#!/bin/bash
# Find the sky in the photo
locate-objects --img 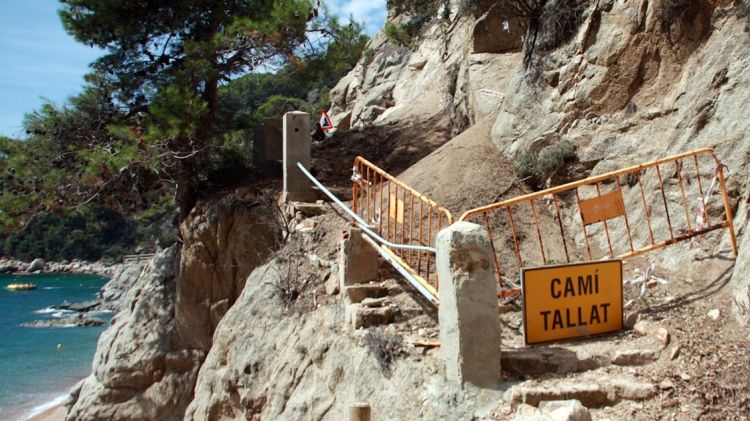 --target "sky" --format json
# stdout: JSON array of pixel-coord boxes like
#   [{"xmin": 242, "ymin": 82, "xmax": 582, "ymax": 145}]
[{"xmin": 0, "ymin": 0, "xmax": 386, "ymax": 139}]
